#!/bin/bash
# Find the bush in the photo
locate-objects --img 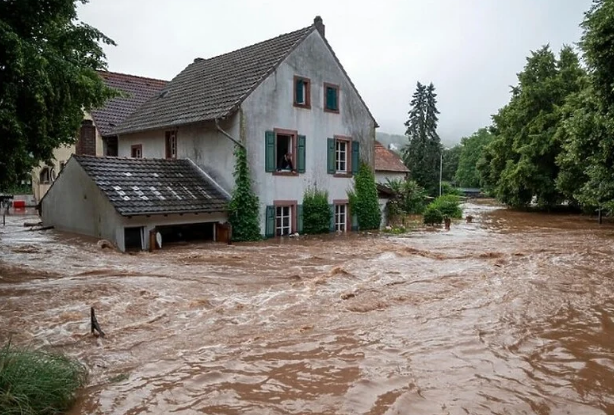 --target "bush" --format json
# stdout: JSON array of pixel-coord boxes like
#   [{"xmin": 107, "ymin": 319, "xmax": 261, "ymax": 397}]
[
  {"xmin": 385, "ymin": 178, "xmax": 427, "ymax": 215},
  {"xmin": 429, "ymin": 194, "xmax": 463, "ymax": 219},
  {"xmin": 348, "ymin": 162, "xmax": 381, "ymax": 230},
  {"xmin": 423, "ymin": 206, "xmax": 444, "ymax": 225},
  {"xmin": 302, "ymin": 188, "xmax": 331, "ymax": 234},
  {"xmin": 441, "ymin": 182, "xmax": 462, "ymax": 197},
  {"xmin": 0, "ymin": 342, "xmax": 87, "ymax": 414},
  {"xmin": 228, "ymin": 146, "xmax": 261, "ymax": 241}
]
